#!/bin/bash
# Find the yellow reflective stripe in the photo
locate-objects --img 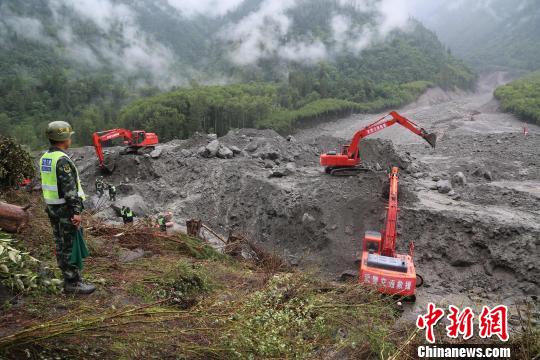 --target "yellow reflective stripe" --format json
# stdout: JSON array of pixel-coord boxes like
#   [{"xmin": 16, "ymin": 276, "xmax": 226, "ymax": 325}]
[
  {"xmin": 44, "ymin": 198, "xmax": 67, "ymax": 205},
  {"xmin": 42, "ymin": 184, "xmax": 58, "ymax": 191}
]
